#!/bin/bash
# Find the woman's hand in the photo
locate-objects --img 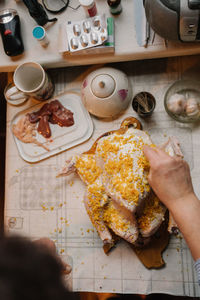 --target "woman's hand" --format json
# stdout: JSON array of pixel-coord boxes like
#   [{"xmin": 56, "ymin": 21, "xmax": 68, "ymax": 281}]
[
  {"xmin": 143, "ymin": 145, "xmax": 194, "ymax": 210},
  {"xmin": 143, "ymin": 145, "xmax": 200, "ymax": 260}
]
